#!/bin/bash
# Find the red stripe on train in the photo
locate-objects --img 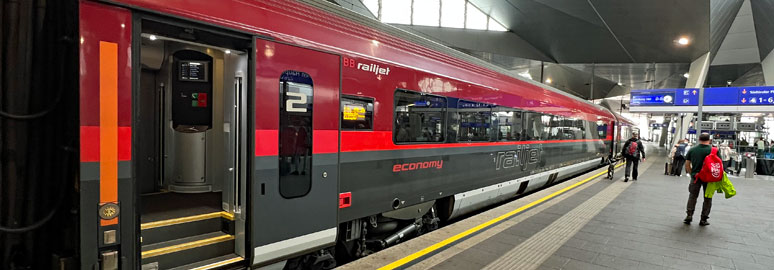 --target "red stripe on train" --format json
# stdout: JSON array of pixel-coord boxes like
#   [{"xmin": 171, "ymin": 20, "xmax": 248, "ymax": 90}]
[
  {"xmin": 340, "ymin": 131, "xmax": 605, "ymax": 152},
  {"xmin": 80, "ymin": 126, "xmax": 132, "ymax": 162}
]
